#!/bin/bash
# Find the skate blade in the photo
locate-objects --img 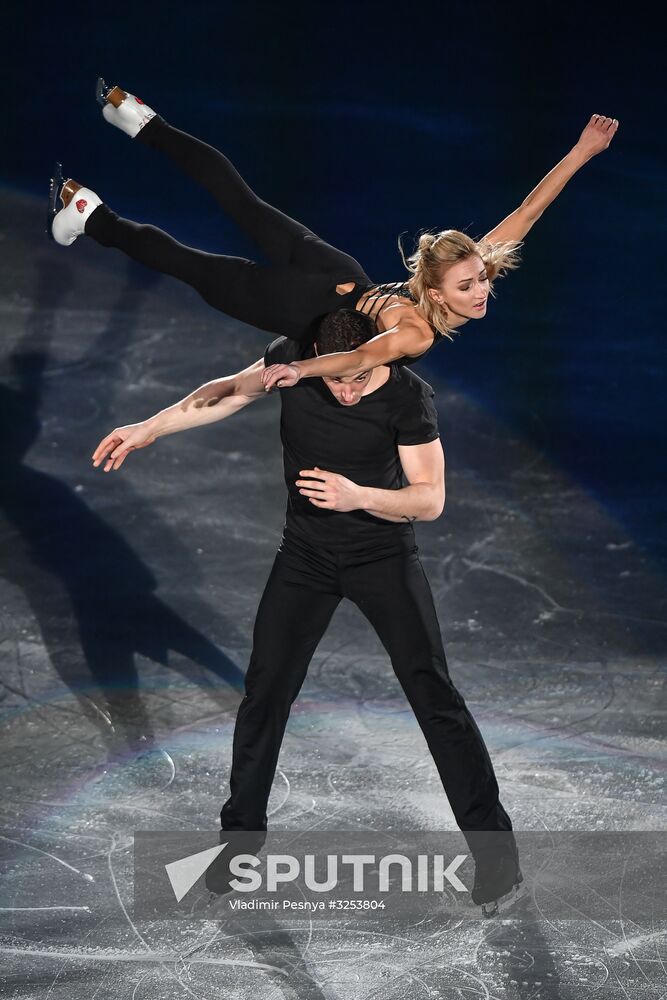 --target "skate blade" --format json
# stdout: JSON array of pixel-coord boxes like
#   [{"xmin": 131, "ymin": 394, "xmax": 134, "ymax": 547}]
[
  {"xmin": 96, "ymin": 76, "xmax": 110, "ymax": 107},
  {"xmin": 47, "ymin": 161, "xmax": 63, "ymax": 239},
  {"xmin": 481, "ymin": 876, "xmax": 527, "ymax": 918}
]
